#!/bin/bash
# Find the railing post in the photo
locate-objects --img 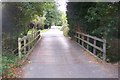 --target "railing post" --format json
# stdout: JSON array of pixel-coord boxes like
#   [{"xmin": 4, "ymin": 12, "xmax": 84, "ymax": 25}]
[
  {"xmin": 39, "ymin": 31, "xmax": 41, "ymax": 38},
  {"xmin": 87, "ymin": 37, "xmax": 89, "ymax": 50},
  {"xmin": 39, "ymin": 31, "xmax": 41, "ymax": 39},
  {"xmin": 30, "ymin": 35, "xmax": 32, "ymax": 48},
  {"xmin": 77, "ymin": 33, "xmax": 78, "ymax": 43},
  {"xmin": 103, "ymin": 39, "xmax": 106, "ymax": 61},
  {"xmin": 18, "ymin": 38, "xmax": 22, "ymax": 59},
  {"xmin": 28, "ymin": 35, "xmax": 31, "ymax": 51},
  {"xmin": 78, "ymin": 33, "xmax": 80, "ymax": 44},
  {"xmin": 34, "ymin": 31, "xmax": 37, "ymax": 44},
  {"xmin": 32, "ymin": 31, "xmax": 34, "ymax": 47},
  {"xmin": 24, "ymin": 36, "xmax": 26, "ymax": 54},
  {"xmin": 34, "ymin": 31, "xmax": 36, "ymax": 45},
  {"xmin": 81, "ymin": 35, "xmax": 84, "ymax": 47},
  {"xmin": 36, "ymin": 31, "xmax": 38, "ymax": 41},
  {"xmin": 75, "ymin": 32, "xmax": 77, "ymax": 42},
  {"xmin": 93, "ymin": 39, "xmax": 96, "ymax": 55}
]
